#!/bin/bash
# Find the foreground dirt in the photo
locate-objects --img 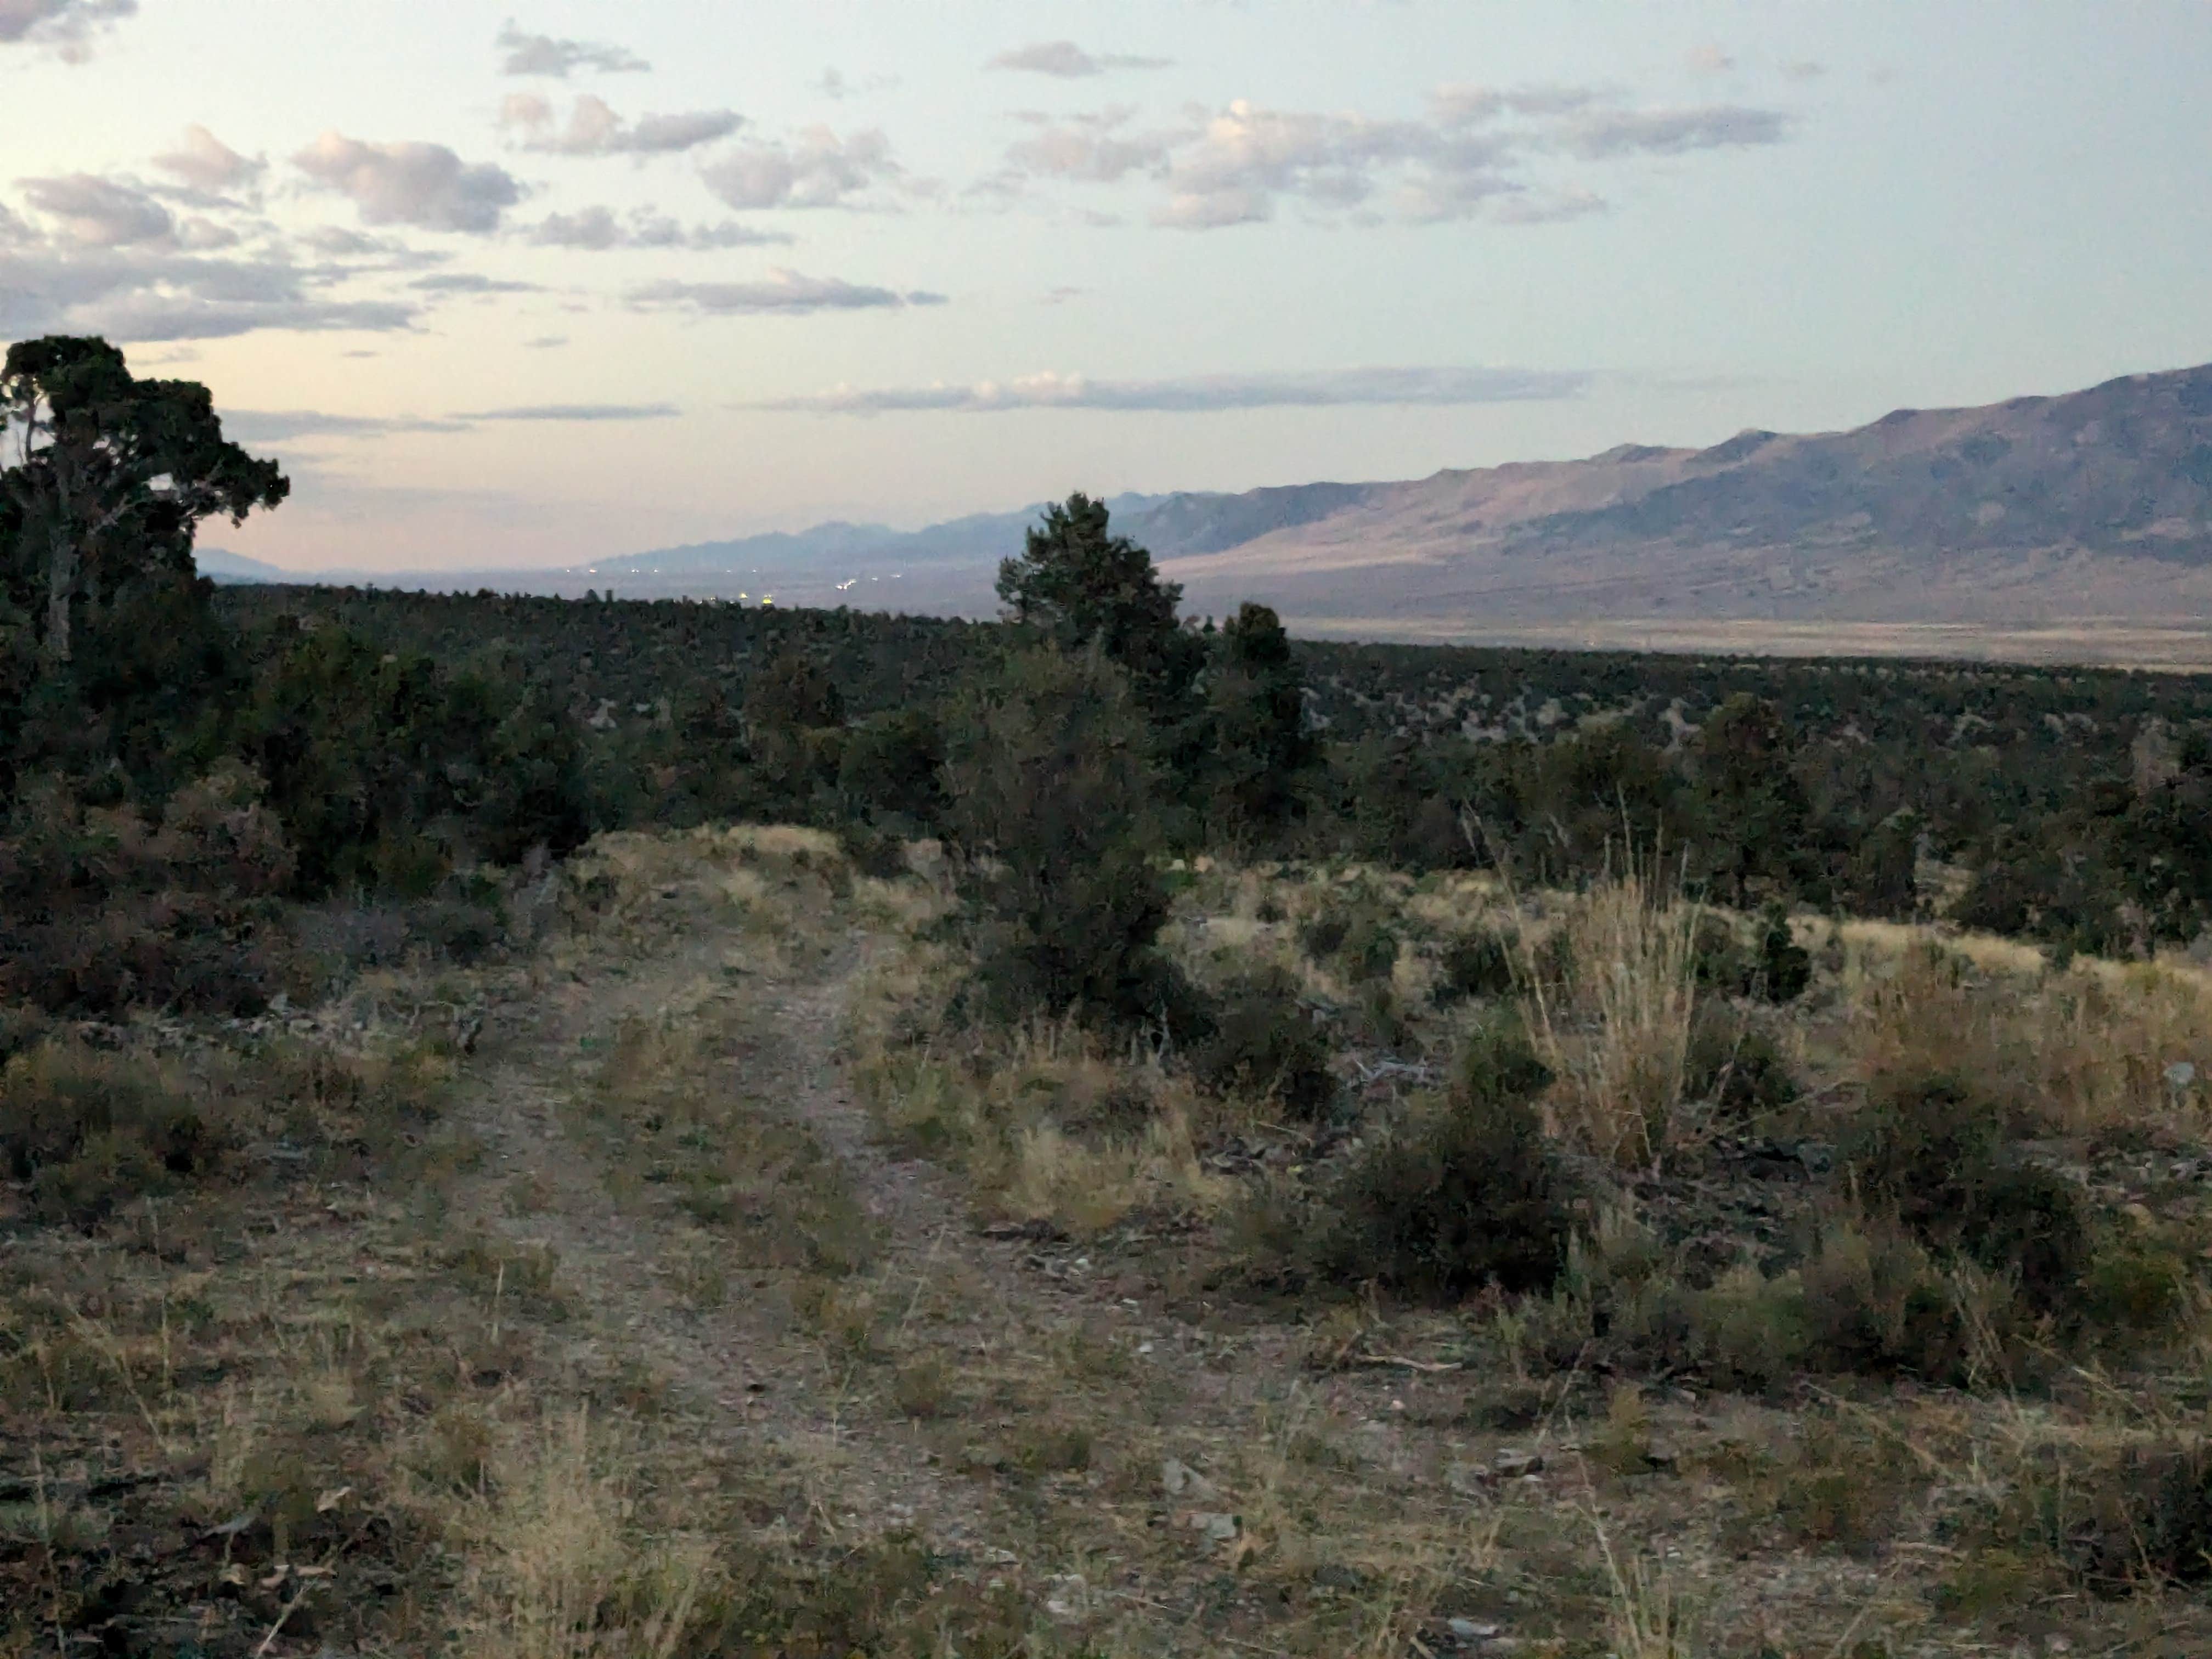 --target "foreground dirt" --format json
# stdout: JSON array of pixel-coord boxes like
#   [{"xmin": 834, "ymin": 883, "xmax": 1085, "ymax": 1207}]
[{"xmin": 13, "ymin": 843, "xmax": 2212, "ymax": 1656}]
